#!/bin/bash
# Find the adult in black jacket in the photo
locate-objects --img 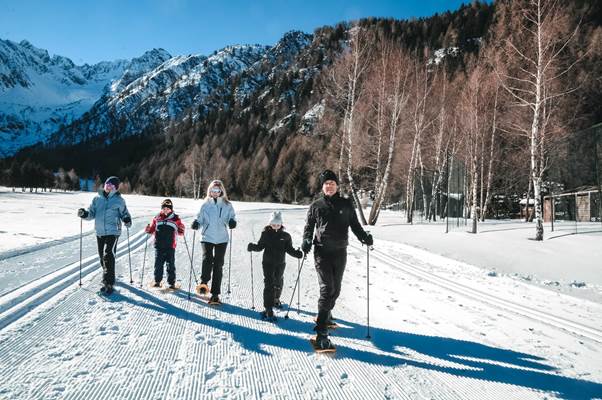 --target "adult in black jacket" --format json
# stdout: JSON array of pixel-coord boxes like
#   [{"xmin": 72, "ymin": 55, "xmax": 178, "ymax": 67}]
[
  {"xmin": 248, "ymin": 211, "xmax": 303, "ymax": 321},
  {"xmin": 302, "ymin": 170, "xmax": 373, "ymax": 349}
]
